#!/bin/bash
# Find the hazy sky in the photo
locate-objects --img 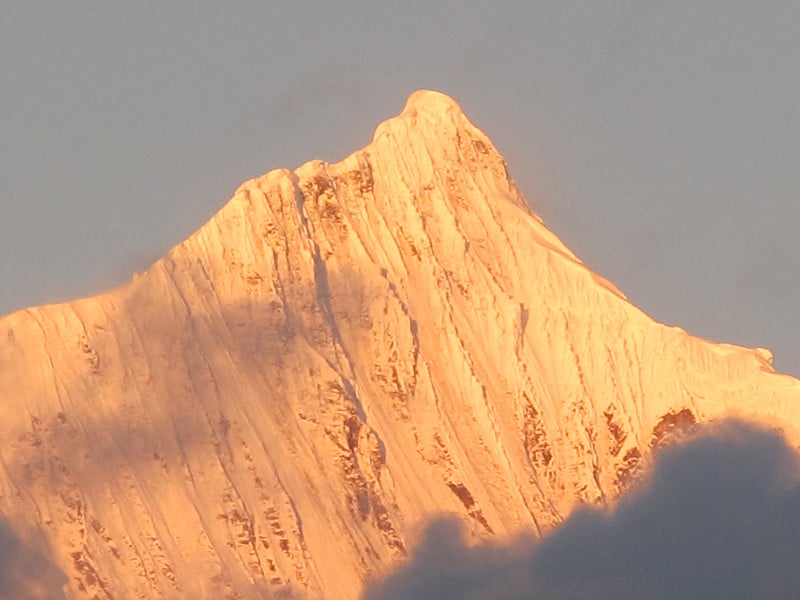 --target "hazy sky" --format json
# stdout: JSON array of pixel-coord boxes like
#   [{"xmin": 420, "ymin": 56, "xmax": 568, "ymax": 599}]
[{"xmin": 2, "ymin": 2, "xmax": 798, "ymax": 374}]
